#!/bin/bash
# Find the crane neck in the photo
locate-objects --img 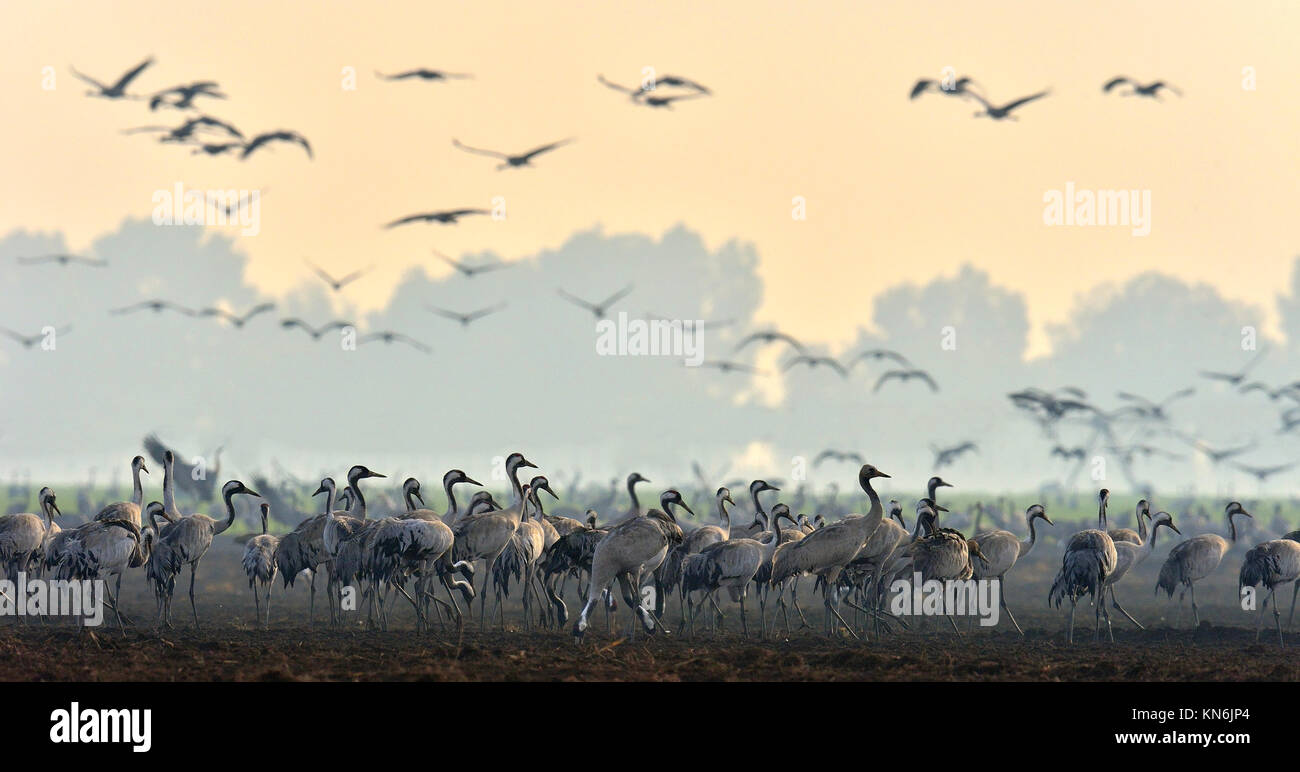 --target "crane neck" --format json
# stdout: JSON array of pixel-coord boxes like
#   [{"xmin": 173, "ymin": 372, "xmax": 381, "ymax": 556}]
[
  {"xmin": 443, "ymin": 478, "xmax": 460, "ymax": 520},
  {"xmin": 162, "ymin": 455, "xmax": 181, "ymax": 519},
  {"xmin": 131, "ymin": 463, "xmax": 144, "ymax": 509},
  {"xmin": 716, "ymin": 496, "xmax": 731, "ymax": 531},
  {"xmin": 403, "ymin": 487, "xmax": 419, "ymax": 512},
  {"xmin": 348, "ymin": 476, "xmax": 370, "ymax": 521},
  {"xmin": 215, "ymin": 487, "xmax": 238, "ymax": 535},
  {"xmin": 1020, "ymin": 515, "xmax": 1039, "ymax": 558},
  {"xmin": 627, "ymin": 479, "xmax": 641, "ymax": 511}
]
